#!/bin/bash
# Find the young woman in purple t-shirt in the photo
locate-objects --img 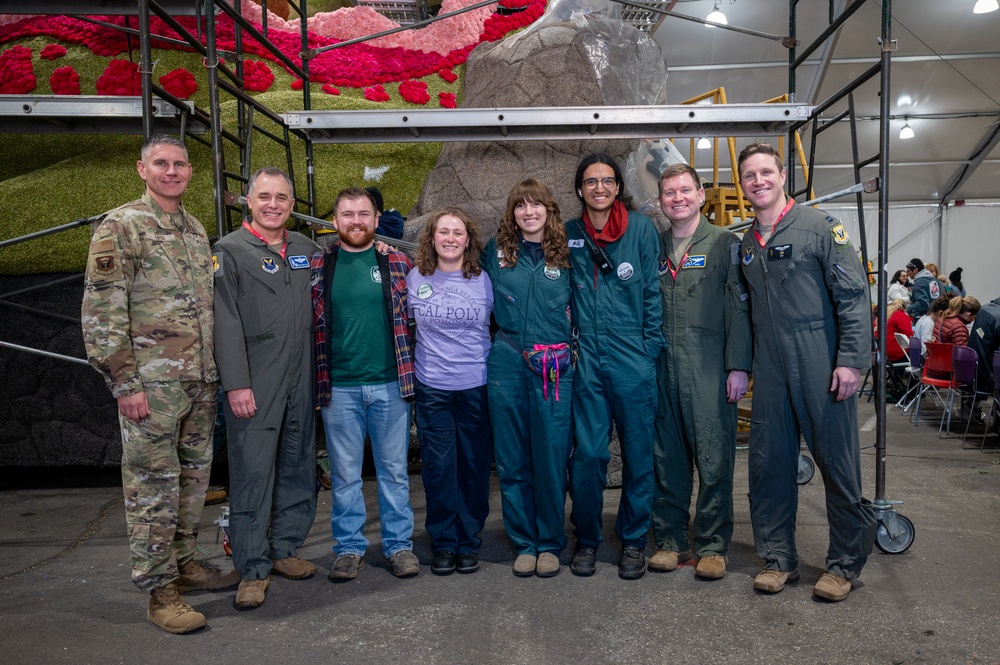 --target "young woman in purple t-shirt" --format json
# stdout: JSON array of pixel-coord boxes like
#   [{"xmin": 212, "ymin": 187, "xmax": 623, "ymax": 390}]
[{"xmin": 406, "ymin": 208, "xmax": 494, "ymax": 575}]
